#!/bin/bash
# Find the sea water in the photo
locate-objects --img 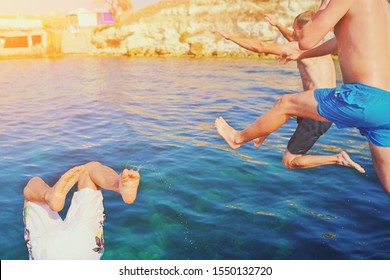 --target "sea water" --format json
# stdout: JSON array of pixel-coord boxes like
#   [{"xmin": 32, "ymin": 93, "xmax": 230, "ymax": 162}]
[{"xmin": 0, "ymin": 57, "xmax": 389, "ymax": 260}]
